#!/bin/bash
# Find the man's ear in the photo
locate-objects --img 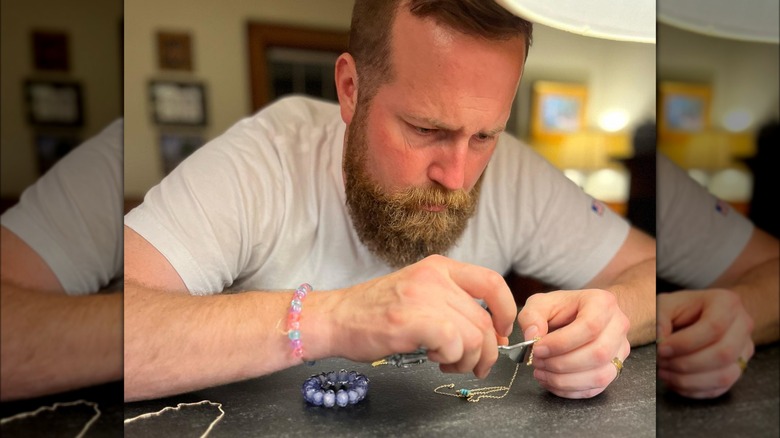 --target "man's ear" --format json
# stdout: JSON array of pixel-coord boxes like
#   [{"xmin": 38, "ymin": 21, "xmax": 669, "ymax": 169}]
[{"xmin": 335, "ymin": 52, "xmax": 358, "ymax": 125}]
